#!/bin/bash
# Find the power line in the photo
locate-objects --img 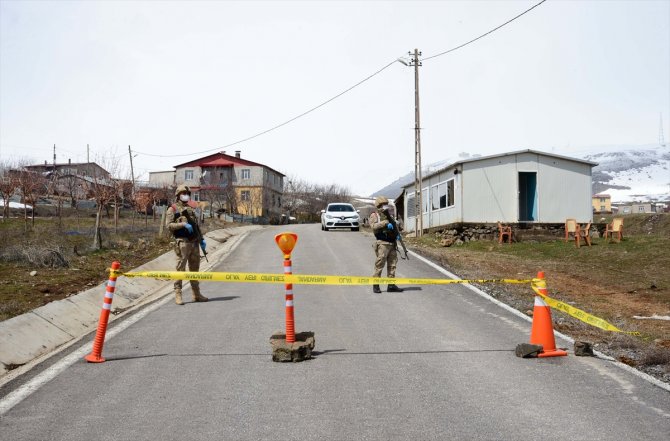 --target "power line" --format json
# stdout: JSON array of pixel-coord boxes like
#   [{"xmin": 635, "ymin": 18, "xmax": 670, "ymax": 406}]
[
  {"xmin": 134, "ymin": 58, "xmax": 402, "ymax": 159},
  {"xmin": 422, "ymin": 0, "xmax": 547, "ymax": 61}
]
